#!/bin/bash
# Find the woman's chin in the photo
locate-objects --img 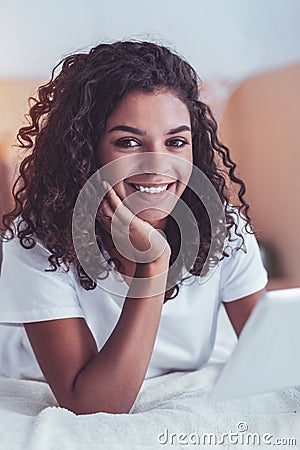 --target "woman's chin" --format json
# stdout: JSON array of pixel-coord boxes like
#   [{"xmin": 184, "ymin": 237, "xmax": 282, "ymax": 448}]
[{"xmin": 136, "ymin": 209, "xmax": 169, "ymax": 228}]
